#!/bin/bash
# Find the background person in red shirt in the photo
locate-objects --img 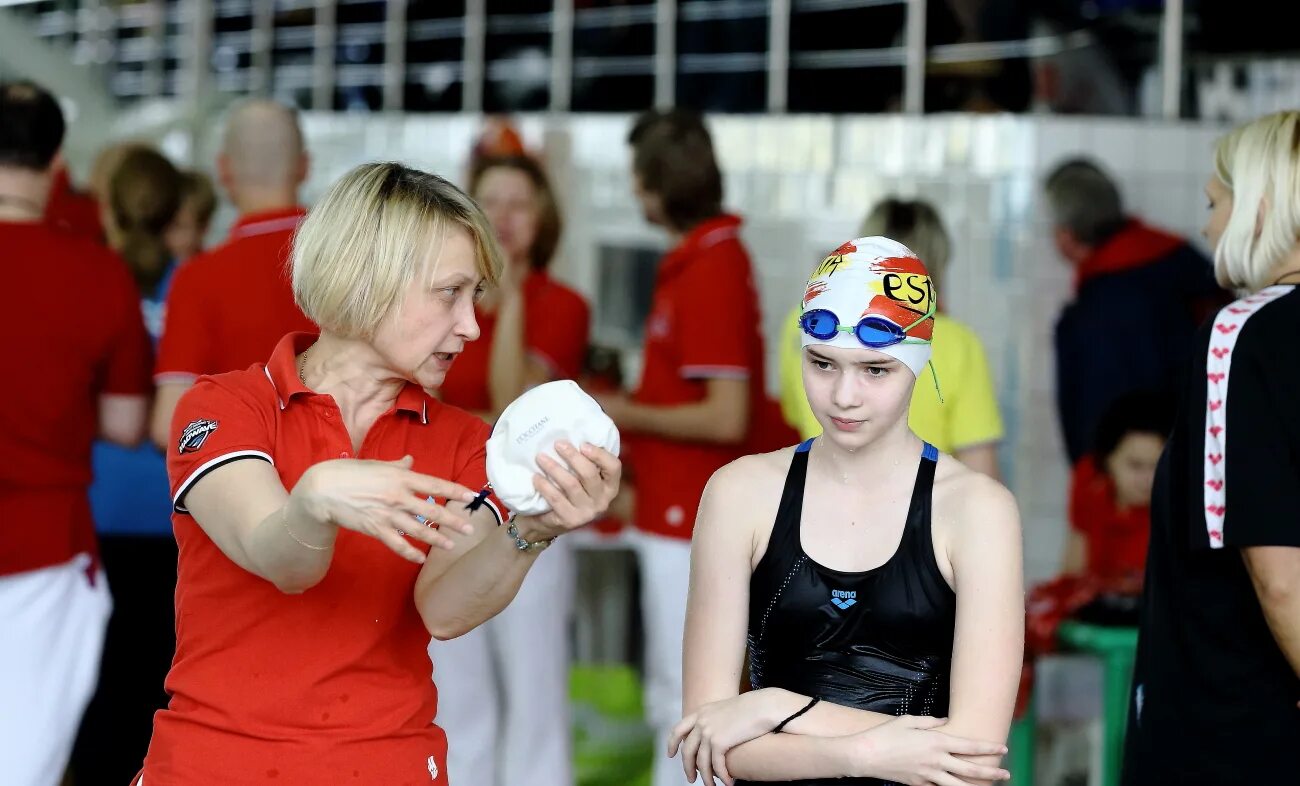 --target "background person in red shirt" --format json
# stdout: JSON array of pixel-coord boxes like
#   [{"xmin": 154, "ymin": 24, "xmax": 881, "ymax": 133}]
[
  {"xmin": 137, "ymin": 162, "xmax": 620, "ymax": 786},
  {"xmin": 69, "ymin": 147, "xmax": 186, "ymax": 786},
  {"xmin": 1061, "ymin": 390, "xmax": 1172, "ymax": 584},
  {"xmin": 149, "ymin": 98, "xmax": 316, "ymax": 447},
  {"xmin": 432, "ymin": 153, "xmax": 590, "ymax": 786},
  {"xmin": 1023, "ymin": 391, "xmax": 1171, "ymax": 693},
  {"xmin": 162, "ymin": 169, "xmax": 217, "ymax": 265},
  {"xmin": 592, "ymin": 108, "xmax": 768, "ymax": 786},
  {"xmin": 44, "ymin": 162, "xmax": 103, "ymax": 239},
  {"xmin": 0, "ymin": 80, "xmax": 152, "ymax": 786}
]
